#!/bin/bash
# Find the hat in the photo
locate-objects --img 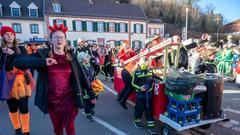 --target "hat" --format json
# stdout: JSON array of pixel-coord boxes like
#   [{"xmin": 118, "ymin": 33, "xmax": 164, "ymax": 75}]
[
  {"xmin": 77, "ymin": 52, "xmax": 90, "ymax": 63},
  {"xmin": 49, "ymin": 23, "xmax": 68, "ymax": 34},
  {"xmin": 0, "ymin": 26, "xmax": 16, "ymax": 37},
  {"xmin": 145, "ymin": 38, "xmax": 152, "ymax": 45},
  {"xmin": 77, "ymin": 37, "xmax": 85, "ymax": 43}
]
